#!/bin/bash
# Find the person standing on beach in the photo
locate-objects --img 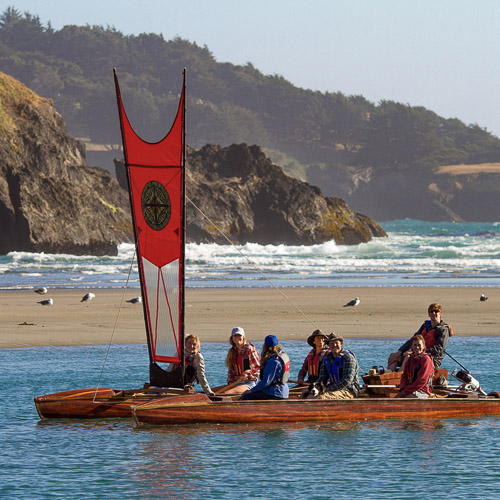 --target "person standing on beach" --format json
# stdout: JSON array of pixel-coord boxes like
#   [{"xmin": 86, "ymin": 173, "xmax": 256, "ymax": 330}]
[
  {"xmin": 387, "ymin": 303, "xmax": 452, "ymax": 371},
  {"xmin": 240, "ymin": 335, "xmax": 290, "ymax": 400},
  {"xmin": 297, "ymin": 329, "xmax": 329, "ymax": 384},
  {"xmin": 395, "ymin": 335, "xmax": 433, "ymax": 398},
  {"xmin": 213, "ymin": 327, "xmax": 260, "ymax": 395},
  {"xmin": 309, "ymin": 333, "xmax": 360, "ymax": 399},
  {"xmin": 183, "ymin": 334, "xmax": 215, "ymax": 396}
]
